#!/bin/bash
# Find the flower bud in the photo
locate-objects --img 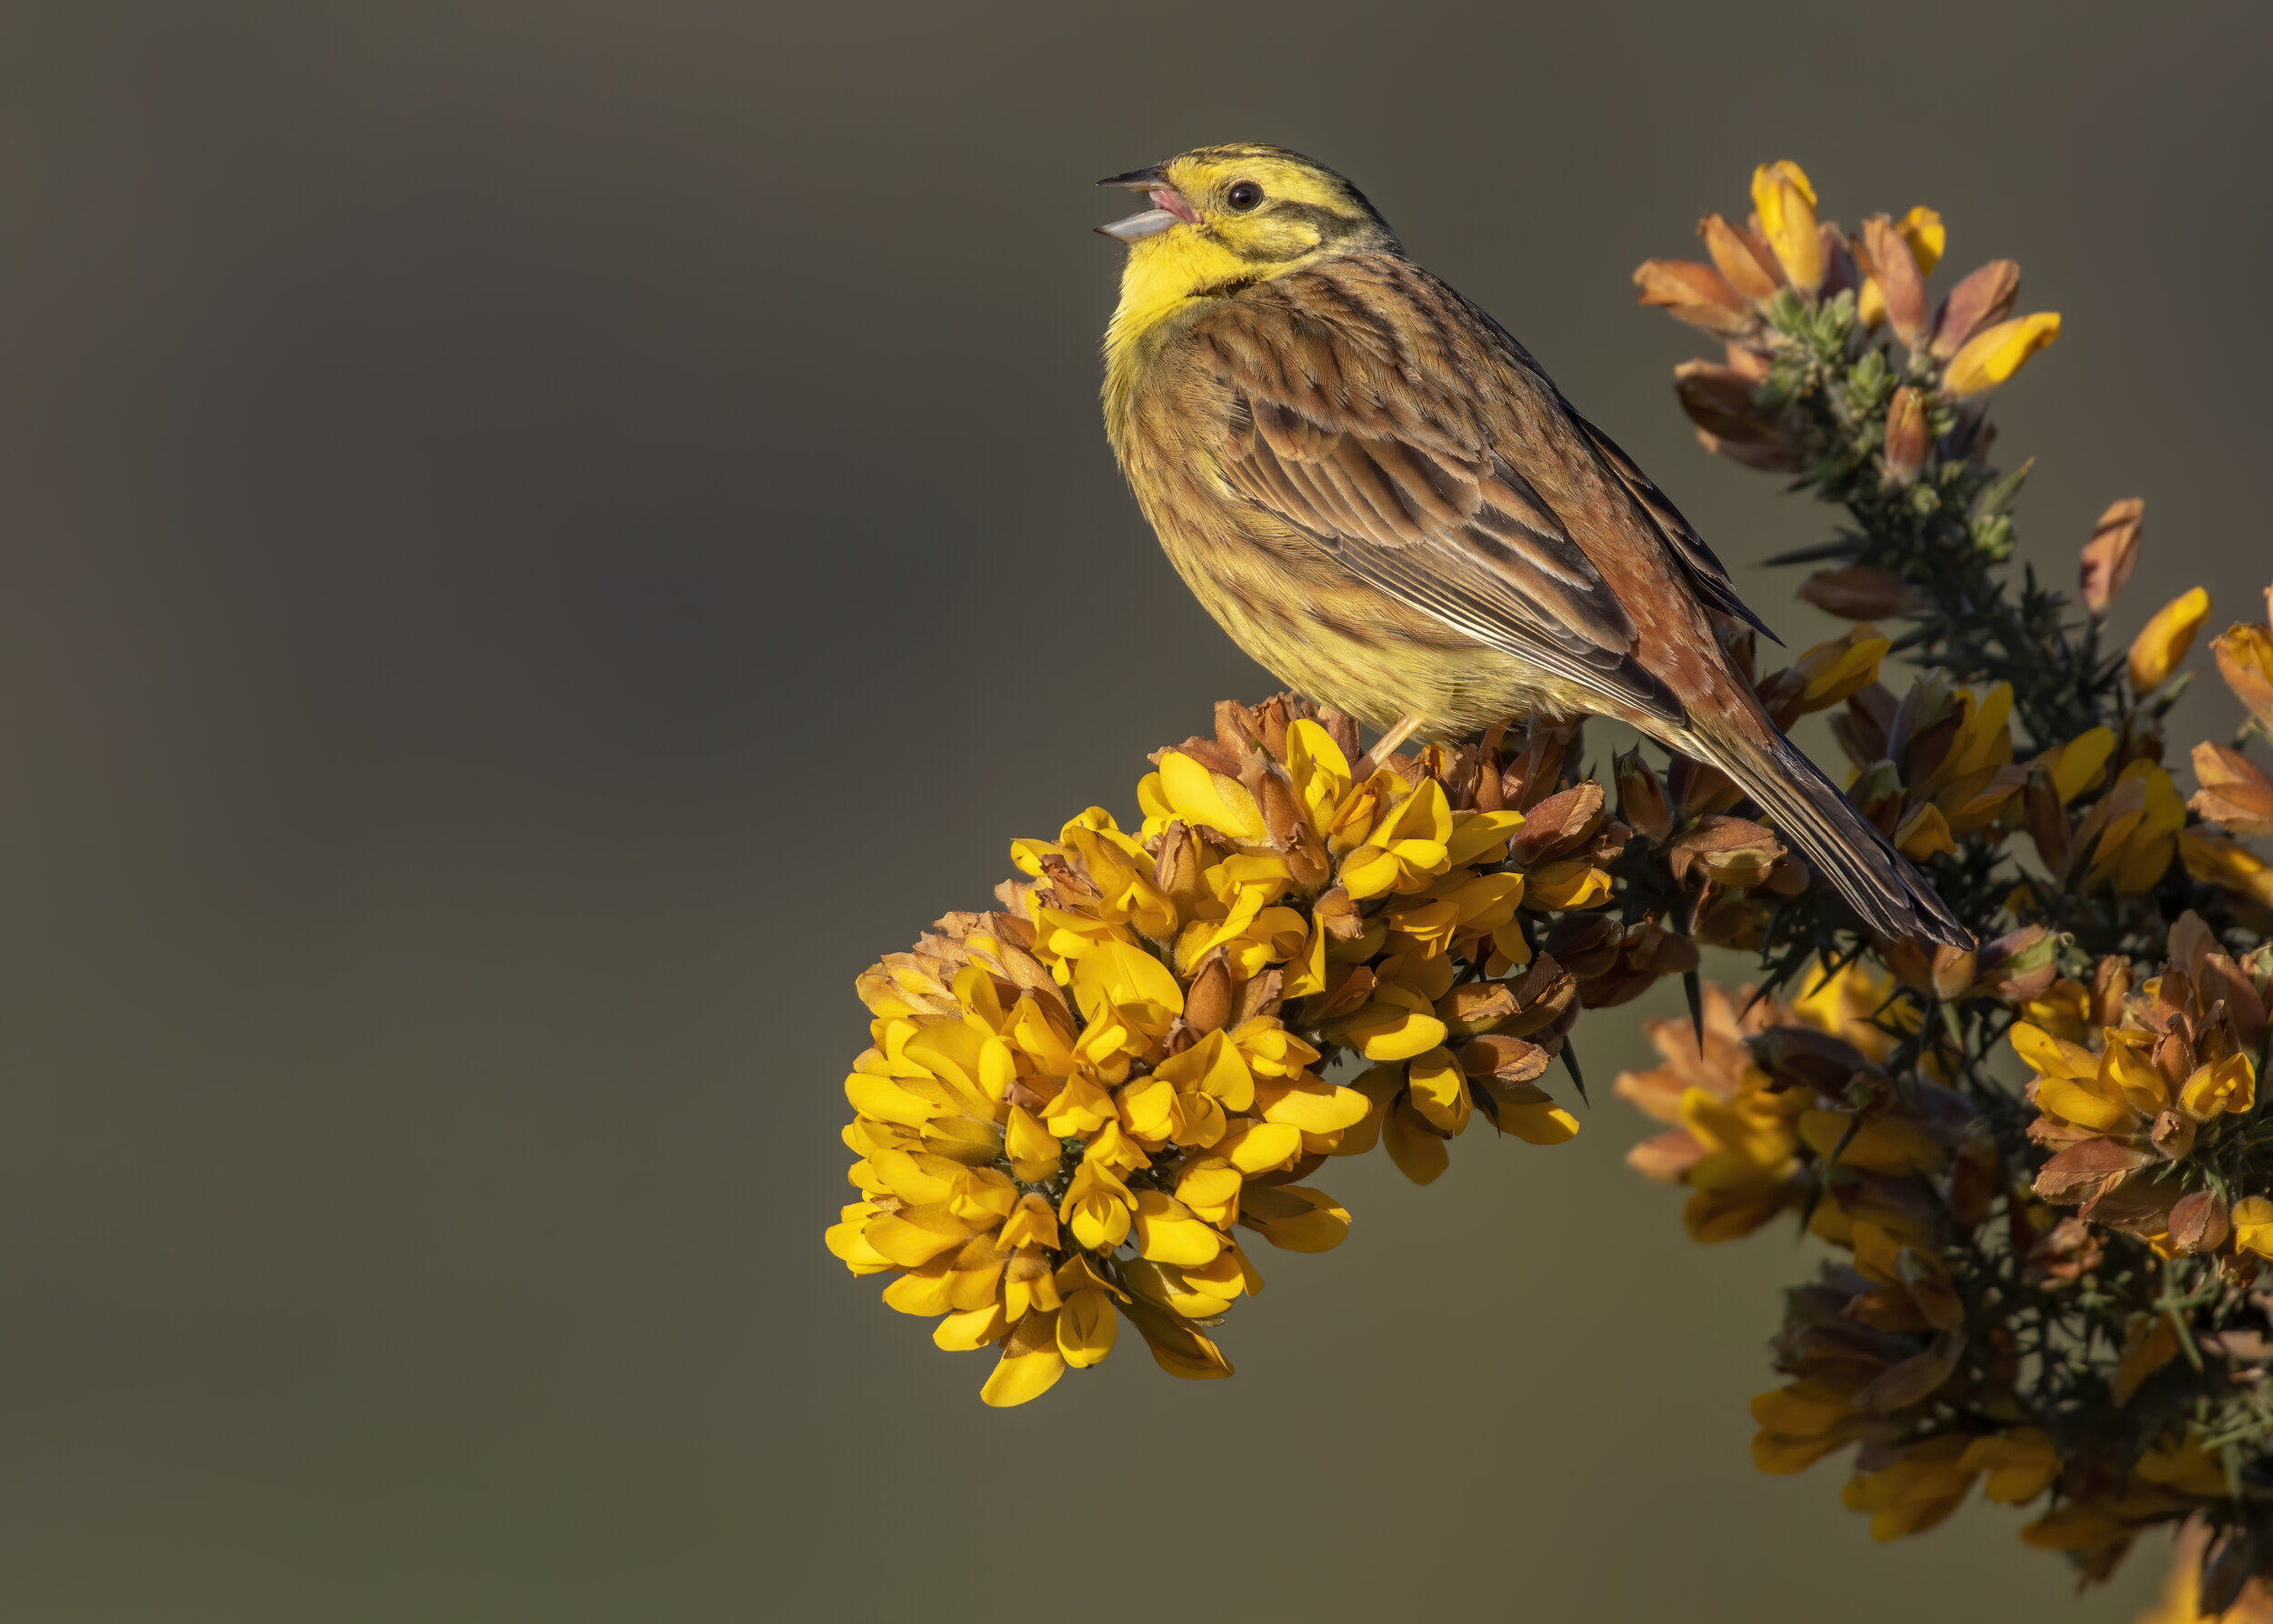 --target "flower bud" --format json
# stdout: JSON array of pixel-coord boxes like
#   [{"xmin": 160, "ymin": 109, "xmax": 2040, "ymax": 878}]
[
  {"xmin": 1153, "ymin": 820, "xmax": 1200, "ymax": 901},
  {"xmin": 1183, "ymin": 954, "xmax": 1232, "ymax": 1036},
  {"xmin": 1540, "ymin": 913, "xmax": 1624, "ymax": 978},
  {"xmin": 1757, "ymin": 626, "xmax": 1891, "ymax": 727},
  {"xmin": 1860, "ymin": 215, "xmax": 1929, "ymax": 346},
  {"xmin": 1696, "ymin": 212, "xmax": 1783, "ymax": 299},
  {"xmin": 1613, "ymin": 747, "xmax": 1673, "ymax": 845},
  {"xmin": 1749, "ymin": 160, "xmax": 1823, "ymax": 294},
  {"xmin": 1944, "ymin": 312, "xmax": 2061, "ymax": 396},
  {"xmin": 1505, "ymin": 781, "xmax": 1606, "ymax": 866},
  {"xmin": 1930, "ymin": 944, "xmax": 1978, "ymax": 1001},
  {"xmin": 1672, "ymin": 361, "xmax": 1768, "ymax": 441},
  {"xmin": 2078, "ymin": 498, "xmax": 2142, "ymax": 619},
  {"xmin": 1830, "ymin": 685, "xmax": 1898, "ymax": 772},
  {"xmin": 2168, "ymin": 1189, "xmax": 2231, "ymax": 1254},
  {"xmin": 2149, "ymin": 1108, "xmax": 2197, "ymax": 1162},
  {"xmin": 2212, "ymin": 620, "xmax": 2273, "ymax": 731},
  {"xmin": 1750, "ymin": 1027, "xmax": 1871, "ymax": 1096},
  {"xmin": 1877, "ymin": 386, "xmax": 1928, "ymax": 486},
  {"xmin": 1971, "ymin": 926, "xmax": 2058, "ymax": 1003},
  {"xmin": 2023, "ymin": 770, "xmax": 2073, "ymax": 880},
  {"xmin": 1896, "ymin": 206, "xmax": 1945, "ymax": 275},
  {"xmin": 1312, "ymin": 885, "xmax": 1364, "ymax": 941},
  {"xmin": 1800, "ymin": 565, "xmax": 1920, "ymax": 620},
  {"xmin": 1667, "ymin": 815, "xmax": 1785, "ymax": 890},
  {"xmin": 2127, "ymin": 586, "xmax": 2209, "ymax": 694},
  {"xmin": 1632, "ymin": 258, "xmax": 1754, "ymax": 336},
  {"xmin": 1929, "ymin": 259, "xmax": 2021, "ymax": 359}
]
